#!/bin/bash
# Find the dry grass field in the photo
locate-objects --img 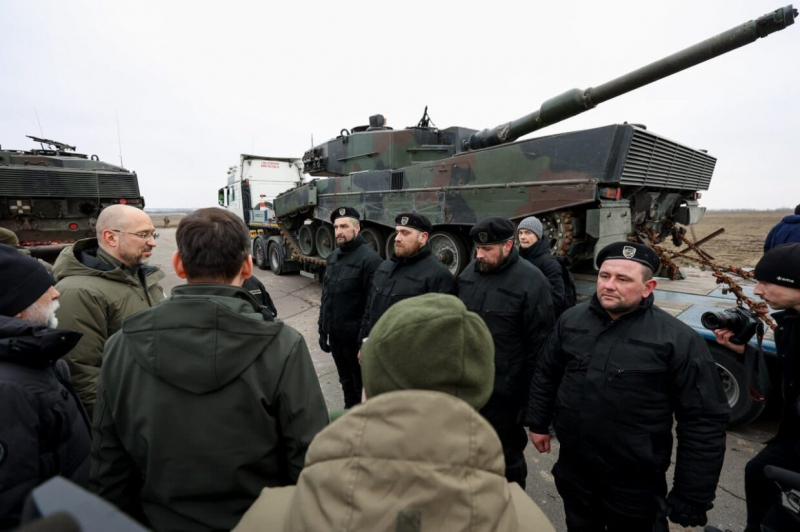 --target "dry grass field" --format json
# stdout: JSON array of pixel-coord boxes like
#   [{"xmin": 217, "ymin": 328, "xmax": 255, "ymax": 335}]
[
  {"xmin": 147, "ymin": 212, "xmax": 187, "ymax": 229},
  {"xmin": 665, "ymin": 210, "xmax": 791, "ymax": 268}
]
